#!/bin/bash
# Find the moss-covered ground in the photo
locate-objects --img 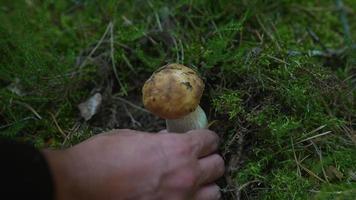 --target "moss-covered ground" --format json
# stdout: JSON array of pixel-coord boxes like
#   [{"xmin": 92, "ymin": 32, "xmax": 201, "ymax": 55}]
[{"xmin": 0, "ymin": 0, "xmax": 355, "ymax": 199}]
